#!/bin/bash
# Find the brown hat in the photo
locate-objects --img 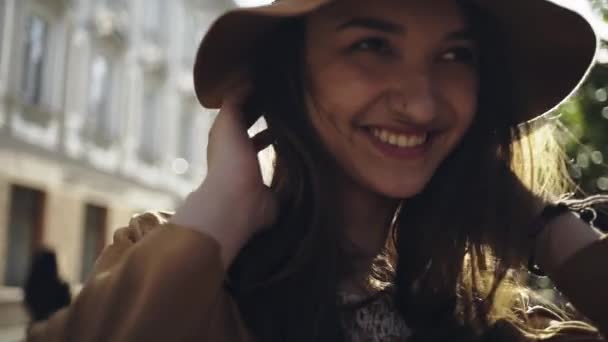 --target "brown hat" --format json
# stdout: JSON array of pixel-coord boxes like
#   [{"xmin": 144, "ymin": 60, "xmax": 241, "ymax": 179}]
[{"xmin": 193, "ymin": 0, "xmax": 598, "ymax": 124}]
